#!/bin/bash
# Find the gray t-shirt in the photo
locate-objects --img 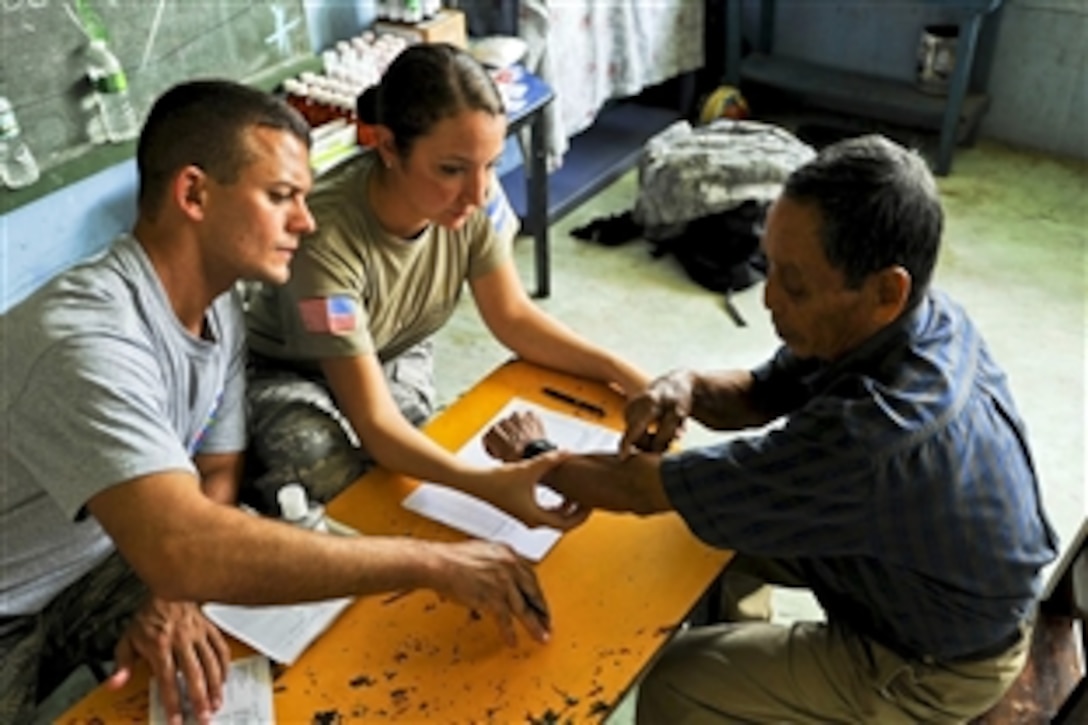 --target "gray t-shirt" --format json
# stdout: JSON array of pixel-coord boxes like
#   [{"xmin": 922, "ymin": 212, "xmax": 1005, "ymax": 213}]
[{"xmin": 0, "ymin": 234, "xmax": 246, "ymax": 616}]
